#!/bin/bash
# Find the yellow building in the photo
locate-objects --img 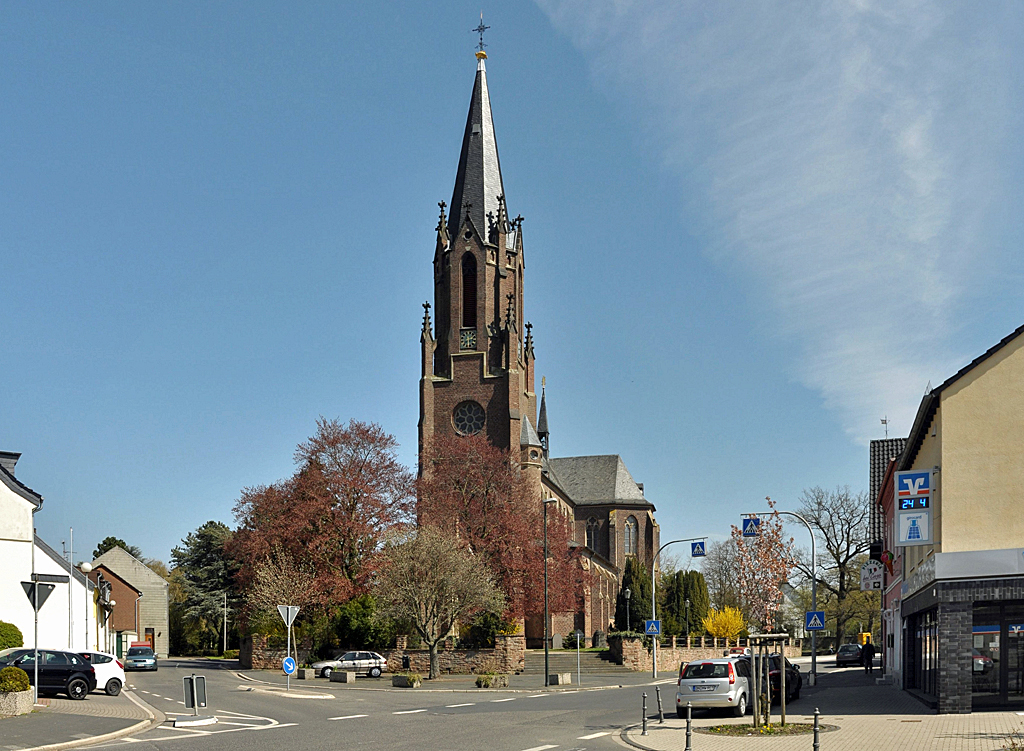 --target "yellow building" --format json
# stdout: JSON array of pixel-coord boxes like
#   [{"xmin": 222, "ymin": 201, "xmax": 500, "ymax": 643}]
[{"xmin": 890, "ymin": 323, "xmax": 1024, "ymax": 713}]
